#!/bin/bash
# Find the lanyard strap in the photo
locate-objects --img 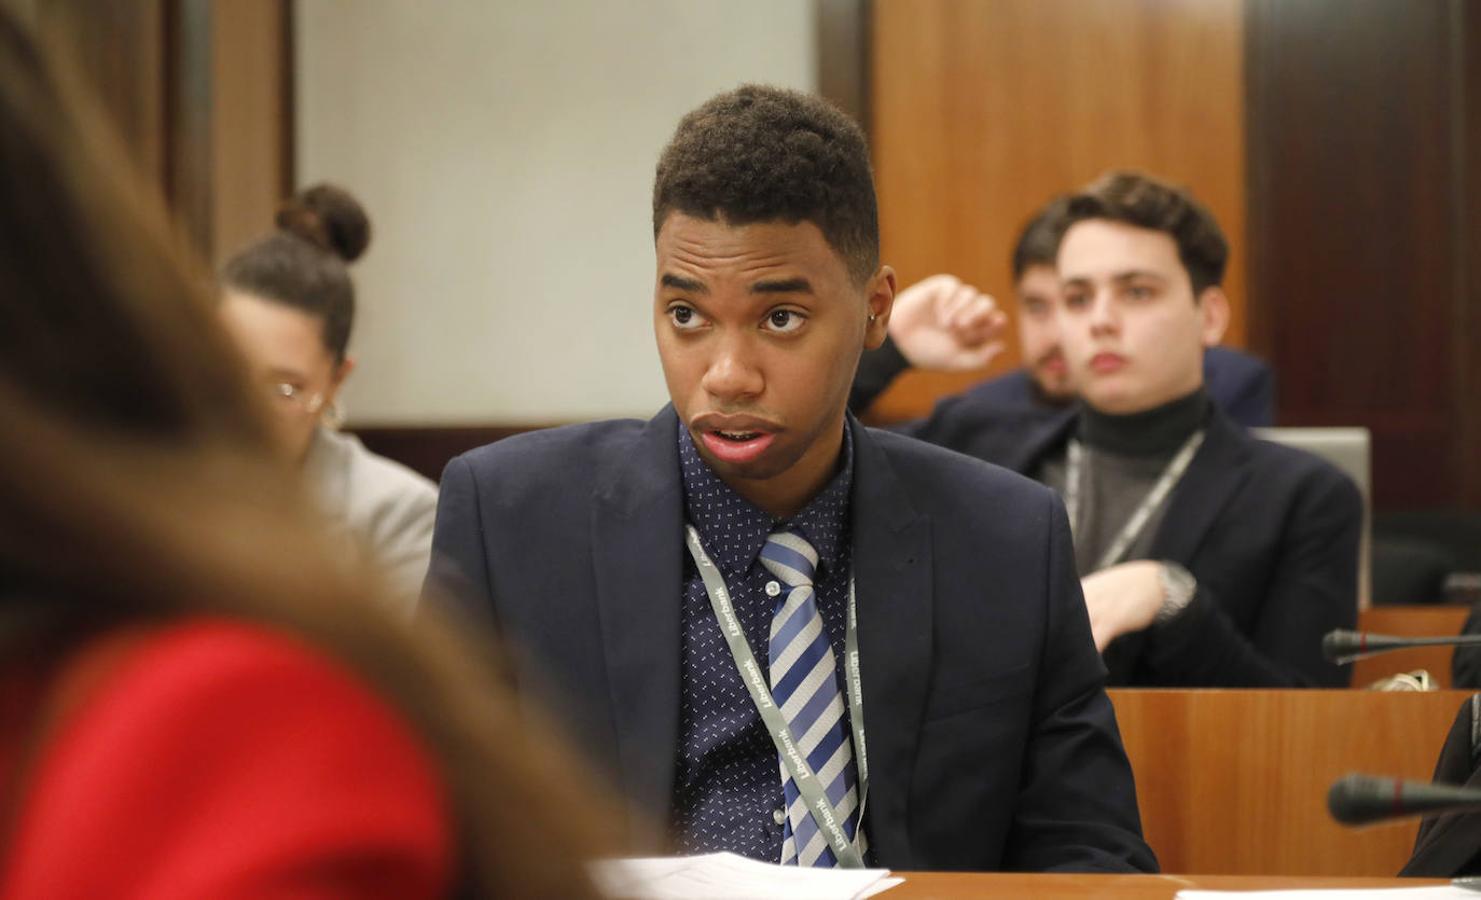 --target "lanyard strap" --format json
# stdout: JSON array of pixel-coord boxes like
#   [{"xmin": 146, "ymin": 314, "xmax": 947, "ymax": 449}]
[
  {"xmin": 1066, "ymin": 429, "xmax": 1205, "ymax": 571},
  {"xmin": 684, "ymin": 526, "xmax": 868, "ymax": 868}
]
